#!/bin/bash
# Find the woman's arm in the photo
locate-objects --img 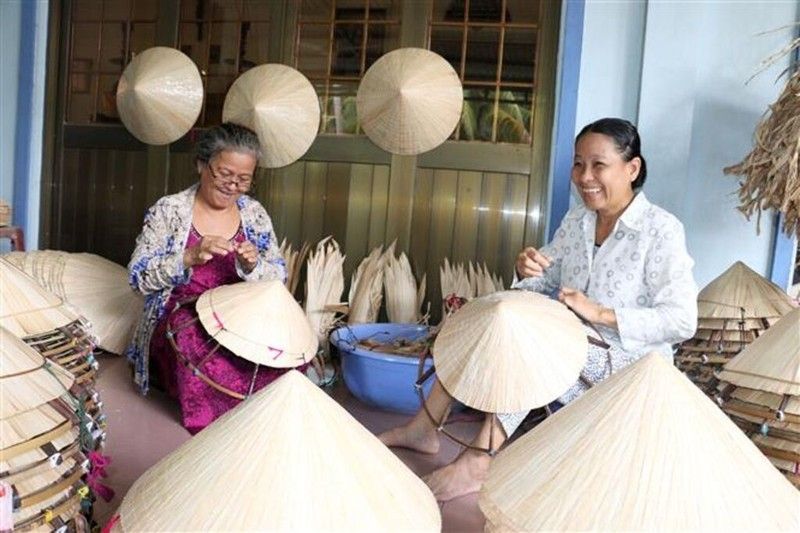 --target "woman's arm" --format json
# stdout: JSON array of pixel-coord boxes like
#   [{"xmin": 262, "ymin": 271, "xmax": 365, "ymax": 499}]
[
  {"xmin": 237, "ymin": 202, "xmax": 287, "ymax": 283},
  {"xmin": 128, "ymin": 200, "xmax": 191, "ymax": 296}
]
